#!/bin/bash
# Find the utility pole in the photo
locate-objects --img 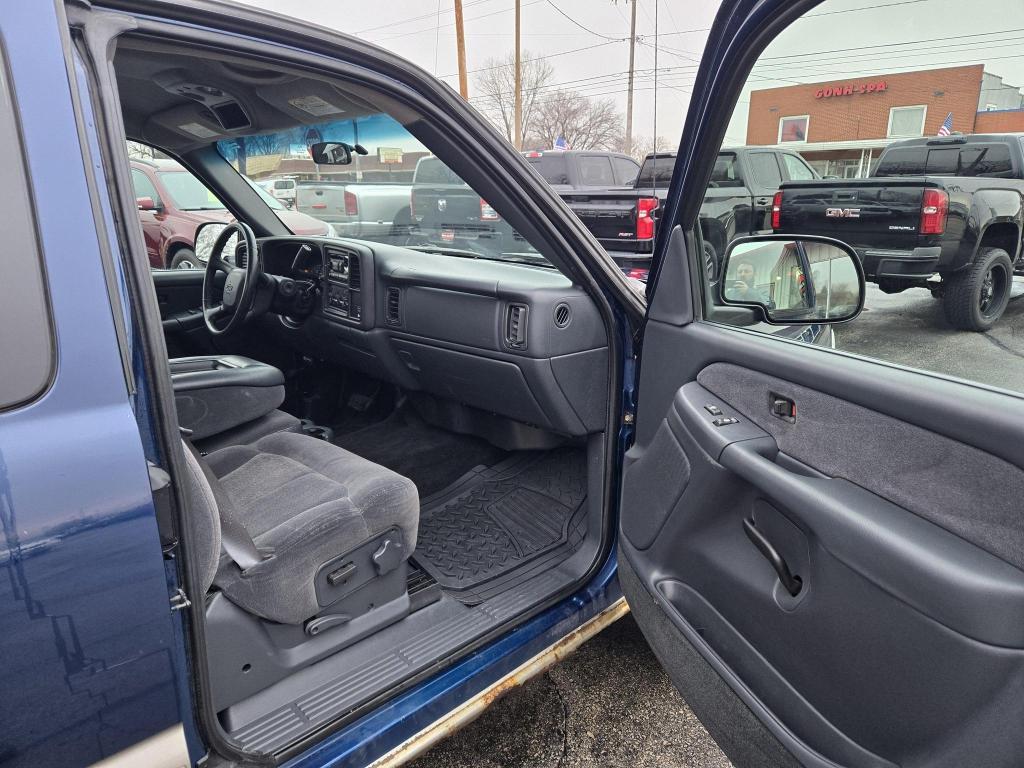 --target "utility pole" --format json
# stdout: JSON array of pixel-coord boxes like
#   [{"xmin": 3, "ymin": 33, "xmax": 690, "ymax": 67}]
[
  {"xmin": 625, "ymin": 0, "xmax": 637, "ymax": 156},
  {"xmin": 514, "ymin": 0, "xmax": 522, "ymax": 150},
  {"xmin": 454, "ymin": 0, "xmax": 469, "ymax": 99}
]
